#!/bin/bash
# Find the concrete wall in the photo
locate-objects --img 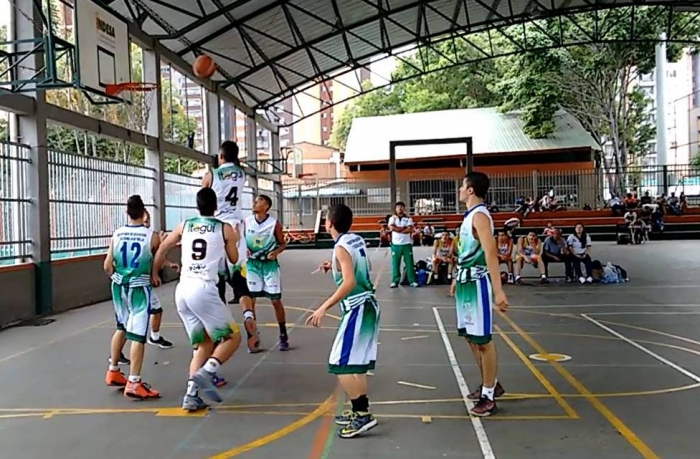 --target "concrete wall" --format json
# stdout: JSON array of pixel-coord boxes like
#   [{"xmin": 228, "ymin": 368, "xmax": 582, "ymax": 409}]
[
  {"xmin": 0, "ymin": 247, "xmax": 182, "ymax": 326},
  {"xmin": 0, "ymin": 265, "xmax": 35, "ymax": 327}
]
